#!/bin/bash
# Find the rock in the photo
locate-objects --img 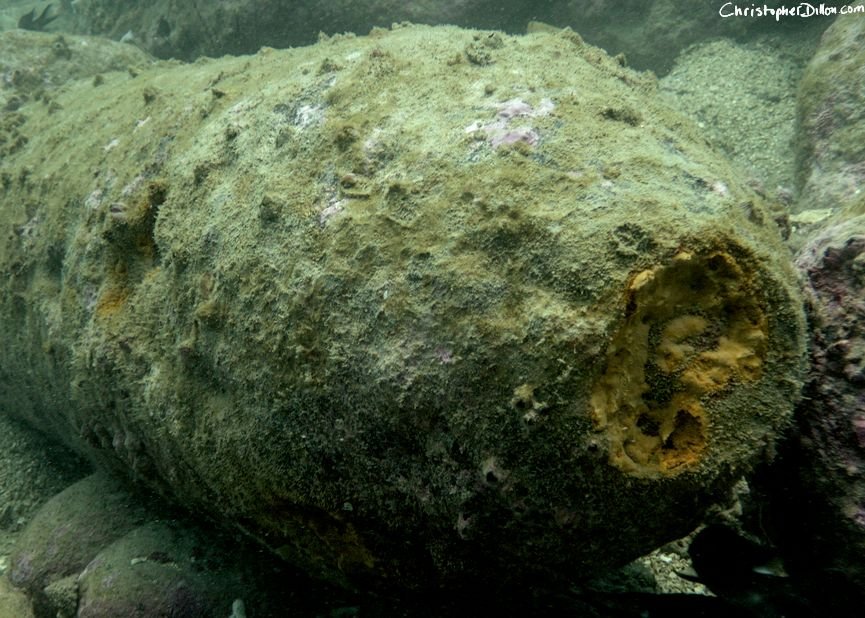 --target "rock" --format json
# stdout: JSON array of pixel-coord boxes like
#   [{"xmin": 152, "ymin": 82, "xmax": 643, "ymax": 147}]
[
  {"xmin": 76, "ymin": 520, "xmax": 253, "ymax": 618},
  {"xmin": 7, "ymin": 473, "xmax": 154, "ymax": 616},
  {"xmin": 0, "ymin": 29, "xmax": 154, "ymax": 115},
  {"xmin": 759, "ymin": 213, "xmax": 865, "ymax": 612},
  {"xmin": 794, "ymin": 14, "xmax": 865, "ymax": 219},
  {"xmin": 0, "ymin": 415, "xmax": 85, "ymax": 535},
  {"xmin": 660, "ymin": 38, "xmax": 800, "ymax": 194},
  {"xmin": 0, "ymin": 414, "xmax": 83, "ymax": 618},
  {"xmin": 41, "ymin": 575, "xmax": 77, "ymax": 618},
  {"xmin": 0, "ymin": 575, "xmax": 34, "ymax": 618},
  {"xmin": 0, "ymin": 24, "xmax": 807, "ymax": 591},
  {"xmin": 7, "ymin": 473, "xmax": 338, "ymax": 617}
]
